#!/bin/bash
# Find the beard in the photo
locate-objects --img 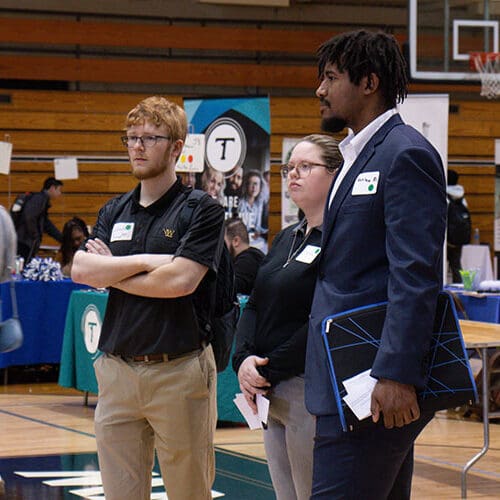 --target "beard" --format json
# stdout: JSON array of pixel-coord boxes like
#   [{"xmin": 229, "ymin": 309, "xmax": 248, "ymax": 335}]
[
  {"xmin": 132, "ymin": 163, "xmax": 167, "ymax": 180},
  {"xmin": 131, "ymin": 141, "xmax": 173, "ymax": 180},
  {"xmin": 321, "ymin": 115, "xmax": 347, "ymax": 133}
]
